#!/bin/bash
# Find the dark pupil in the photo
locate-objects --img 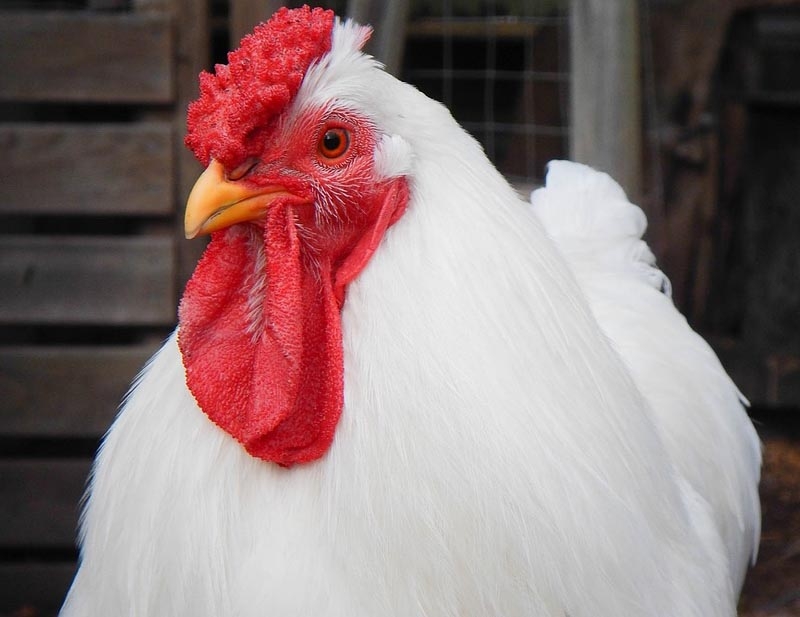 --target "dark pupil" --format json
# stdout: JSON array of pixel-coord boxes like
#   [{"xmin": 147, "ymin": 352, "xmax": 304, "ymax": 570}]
[{"xmin": 323, "ymin": 131, "xmax": 342, "ymax": 152}]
